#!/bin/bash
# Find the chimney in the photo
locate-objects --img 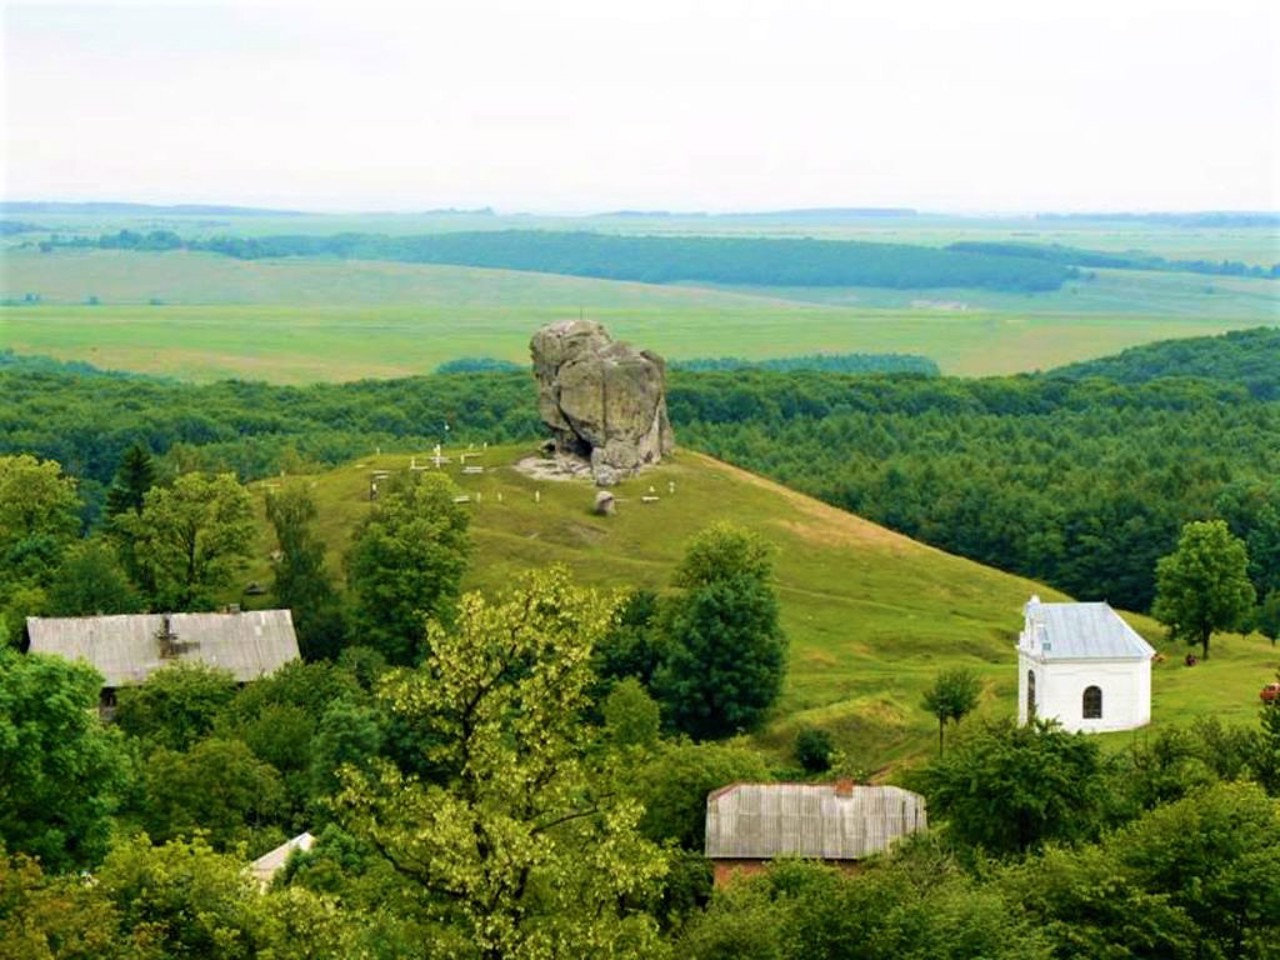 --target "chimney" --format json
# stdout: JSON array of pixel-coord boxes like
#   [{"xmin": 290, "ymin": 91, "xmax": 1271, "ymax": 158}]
[
  {"xmin": 158, "ymin": 615, "xmax": 178, "ymax": 658},
  {"xmin": 834, "ymin": 777, "xmax": 854, "ymax": 798}
]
